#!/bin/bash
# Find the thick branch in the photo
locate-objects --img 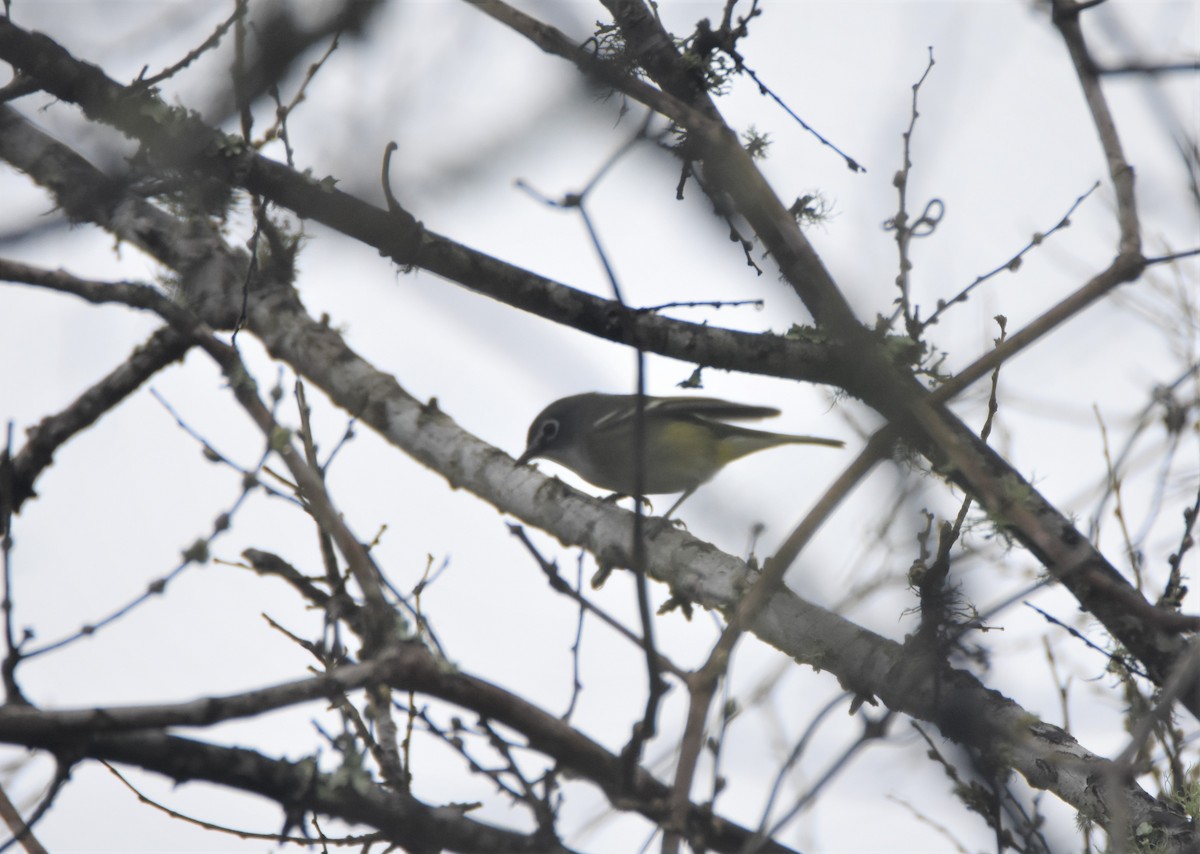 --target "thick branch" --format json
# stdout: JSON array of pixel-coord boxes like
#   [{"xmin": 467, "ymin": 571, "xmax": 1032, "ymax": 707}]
[
  {"xmin": 0, "ymin": 638, "xmax": 798, "ymax": 853},
  {"xmin": 48, "ymin": 729, "xmax": 574, "ymax": 853},
  {"xmin": 0, "ymin": 99, "xmax": 845, "ymax": 387}
]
